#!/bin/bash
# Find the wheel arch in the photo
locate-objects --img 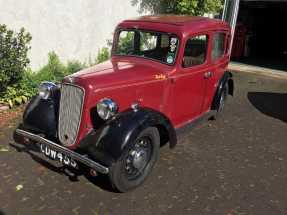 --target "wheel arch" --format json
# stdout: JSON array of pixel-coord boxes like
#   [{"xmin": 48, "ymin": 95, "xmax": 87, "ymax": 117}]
[
  {"xmin": 211, "ymin": 71, "xmax": 234, "ymax": 110},
  {"xmin": 78, "ymin": 107, "xmax": 177, "ymax": 167},
  {"xmin": 227, "ymin": 73, "xmax": 234, "ymax": 96}
]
